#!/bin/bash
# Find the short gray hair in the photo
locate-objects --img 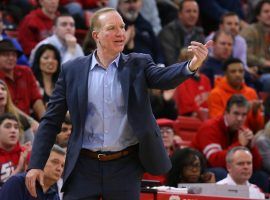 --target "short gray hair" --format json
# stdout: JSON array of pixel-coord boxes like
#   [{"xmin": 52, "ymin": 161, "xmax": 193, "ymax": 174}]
[
  {"xmin": 51, "ymin": 144, "xmax": 66, "ymax": 156},
  {"xmin": 226, "ymin": 146, "xmax": 251, "ymax": 164}
]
